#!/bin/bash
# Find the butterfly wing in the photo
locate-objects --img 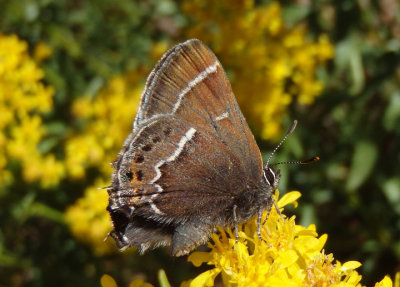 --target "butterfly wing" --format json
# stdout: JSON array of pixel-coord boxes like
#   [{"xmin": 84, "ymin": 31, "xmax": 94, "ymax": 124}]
[{"xmin": 108, "ymin": 39, "xmax": 264, "ymax": 255}]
